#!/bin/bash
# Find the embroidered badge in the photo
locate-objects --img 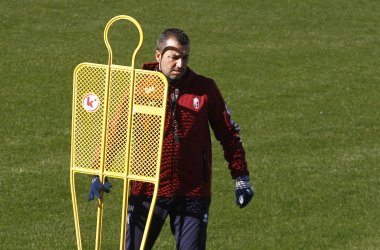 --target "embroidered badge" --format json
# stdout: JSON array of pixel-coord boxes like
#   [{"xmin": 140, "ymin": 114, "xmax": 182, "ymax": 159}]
[{"xmin": 193, "ymin": 97, "xmax": 199, "ymax": 109}]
